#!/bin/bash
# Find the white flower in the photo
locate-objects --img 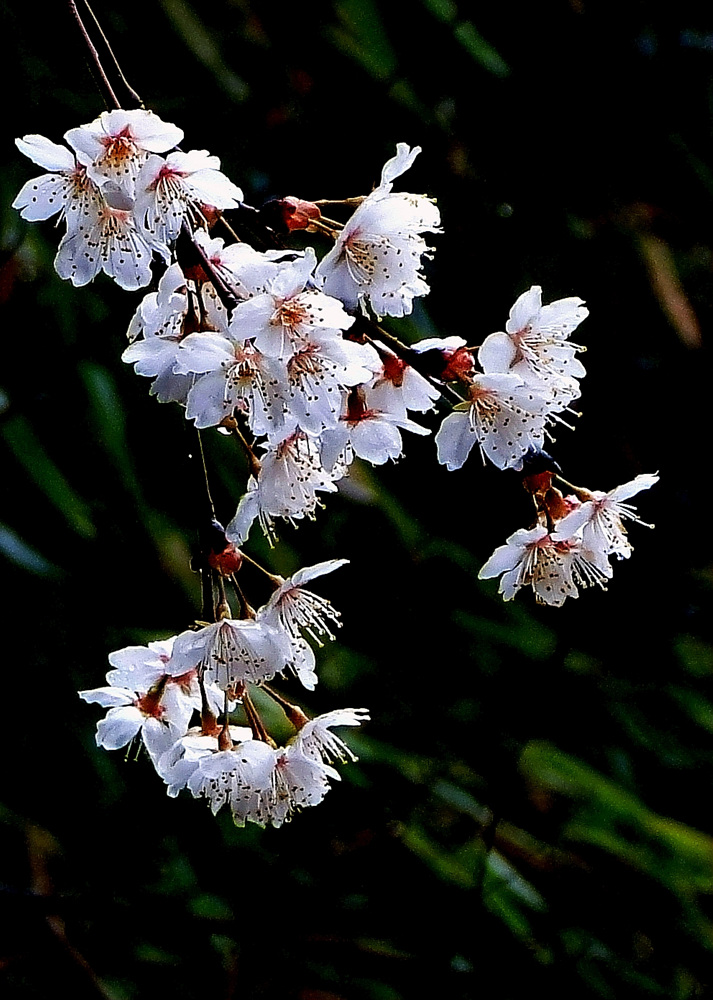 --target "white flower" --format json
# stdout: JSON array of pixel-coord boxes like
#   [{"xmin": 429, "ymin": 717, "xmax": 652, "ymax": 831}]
[
  {"xmin": 435, "ymin": 374, "xmax": 547, "ymax": 471},
  {"xmin": 78, "ymin": 640, "xmax": 204, "ymax": 758},
  {"xmin": 258, "ymin": 559, "xmax": 348, "ymax": 643},
  {"xmin": 193, "ymin": 231, "xmax": 287, "ymax": 302},
  {"xmin": 156, "ymin": 725, "xmax": 254, "ymax": 798},
  {"xmin": 478, "ymin": 286, "xmax": 588, "ymax": 418},
  {"xmin": 65, "ymin": 109, "xmax": 183, "ymax": 197},
  {"xmin": 366, "ymin": 346, "xmax": 440, "ymax": 418},
  {"xmin": 554, "ymin": 473, "xmax": 658, "ymax": 560},
  {"xmin": 226, "ymin": 433, "xmax": 345, "ymax": 545},
  {"xmin": 183, "ymin": 737, "xmax": 342, "ymax": 828},
  {"xmin": 123, "ymin": 264, "xmax": 230, "ymax": 403},
  {"xmin": 229, "ymin": 248, "xmax": 355, "ymax": 359},
  {"xmin": 54, "ymin": 202, "xmax": 154, "ymax": 290},
  {"xmin": 293, "ymin": 708, "xmax": 369, "ymax": 764},
  {"xmin": 135, "ymin": 149, "xmax": 243, "ymax": 251},
  {"xmin": 281, "ymin": 336, "xmax": 378, "ymax": 437},
  {"xmin": 479, "ymin": 524, "xmax": 612, "ymax": 606},
  {"xmin": 186, "ymin": 738, "xmax": 276, "ymax": 819},
  {"xmin": 170, "ymin": 617, "xmax": 294, "ymax": 689},
  {"xmin": 316, "ymin": 143, "xmax": 441, "ymax": 318},
  {"xmin": 176, "ymin": 333, "xmax": 292, "ymax": 435},
  {"xmin": 251, "ymin": 745, "xmax": 340, "ymax": 828},
  {"xmin": 320, "ymin": 387, "xmax": 430, "ymax": 471},
  {"xmin": 12, "ymin": 134, "xmax": 102, "ymax": 229}
]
